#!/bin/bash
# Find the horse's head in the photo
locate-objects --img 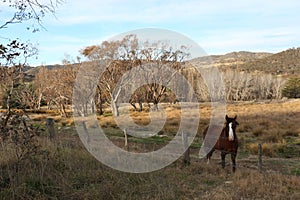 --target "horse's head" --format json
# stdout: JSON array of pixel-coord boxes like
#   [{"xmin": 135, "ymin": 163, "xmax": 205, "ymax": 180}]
[
  {"xmin": 225, "ymin": 115, "xmax": 239, "ymax": 129},
  {"xmin": 225, "ymin": 115, "xmax": 239, "ymax": 141}
]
